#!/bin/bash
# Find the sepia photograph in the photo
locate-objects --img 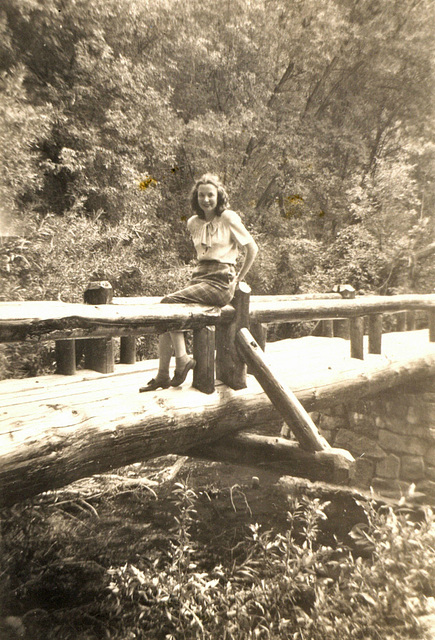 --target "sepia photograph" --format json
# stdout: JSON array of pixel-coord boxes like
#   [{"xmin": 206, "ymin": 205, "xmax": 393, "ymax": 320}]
[{"xmin": 1, "ymin": 0, "xmax": 435, "ymax": 638}]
